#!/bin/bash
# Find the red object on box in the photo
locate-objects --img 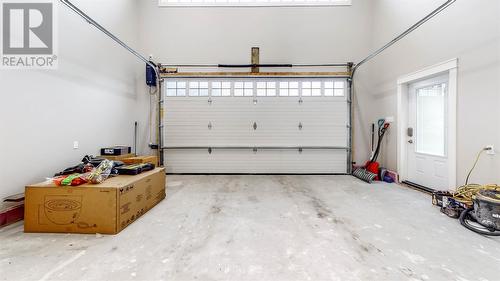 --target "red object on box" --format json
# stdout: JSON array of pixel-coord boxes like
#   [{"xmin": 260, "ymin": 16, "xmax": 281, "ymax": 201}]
[{"xmin": 0, "ymin": 194, "xmax": 25, "ymax": 228}]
